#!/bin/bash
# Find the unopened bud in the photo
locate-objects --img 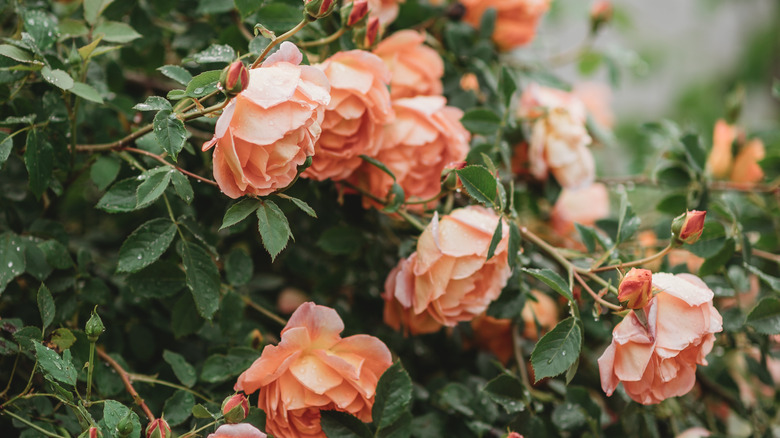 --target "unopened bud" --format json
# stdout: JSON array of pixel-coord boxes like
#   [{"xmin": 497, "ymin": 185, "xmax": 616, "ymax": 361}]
[
  {"xmin": 85, "ymin": 307, "xmax": 104, "ymax": 342},
  {"xmin": 504, "ymin": 433, "xmax": 524, "ymax": 438},
  {"xmin": 117, "ymin": 412, "xmax": 134, "ymax": 438},
  {"xmin": 590, "ymin": 0, "xmax": 613, "ymax": 33},
  {"xmin": 304, "ymin": 0, "xmax": 336, "ymax": 19},
  {"xmin": 342, "ymin": 0, "xmax": 369, "ymax": 28},
  {"xmin": 88, "ymin": 427, "xmax": 102, "ymax": 438},
  {"xmin": 364, "ymin": 16, "xmax": 380, "ymax": 47},
  {"xmin": 671, "ymin": 210, "xmax": 706, "ymax": 246},
  {"xmin": 221, "ymin": 393, "xmax": 250, "ymax": 424},
  {"xmin": 220, "ymin": 61, "xmax": 249, "ymax": 96},
  {"xmin": 618, "ymin": 268, "xmax": 653, "ymax": 309},
  {"xmin": 146, "ymin": 418, "xmax": 171, "ymax": 438}
]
